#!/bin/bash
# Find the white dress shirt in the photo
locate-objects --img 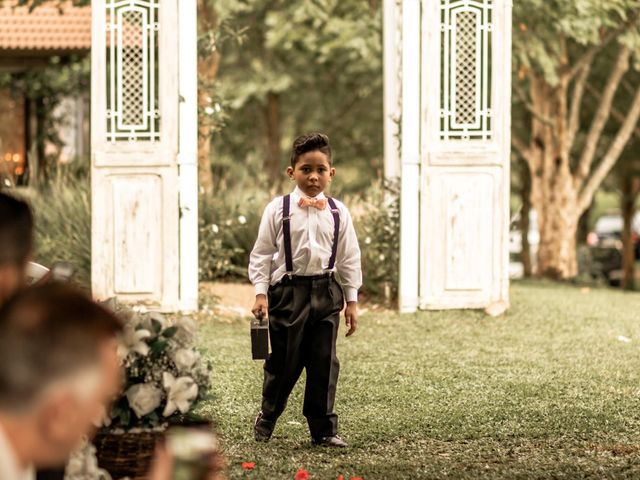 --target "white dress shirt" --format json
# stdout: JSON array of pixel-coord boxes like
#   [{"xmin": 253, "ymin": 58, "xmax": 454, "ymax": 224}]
[
  {"xmin": 0, "ymin": 423, "xmax": 35, "ymax": 480},
  {"xmin": 249, "ymin": 186, "xmax": 362, "ymax": 303}
]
